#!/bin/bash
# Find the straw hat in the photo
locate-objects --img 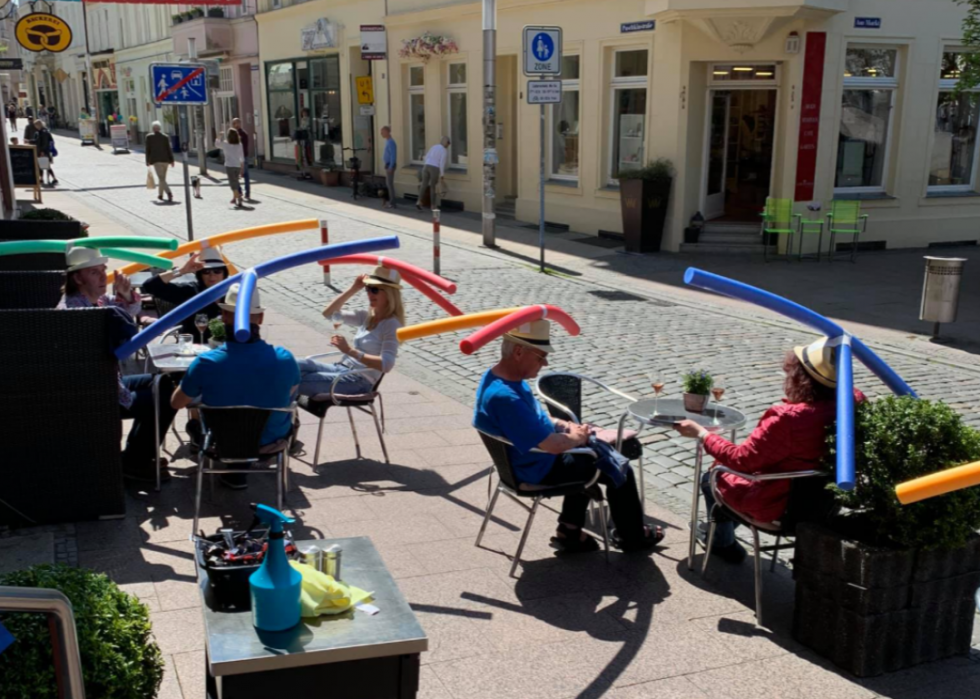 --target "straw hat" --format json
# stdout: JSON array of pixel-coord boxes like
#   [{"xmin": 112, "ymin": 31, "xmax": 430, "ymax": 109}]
[
  {"xmin": 363, "ymin": 265, "xmax": 402, "ymax": 289},
  {"xmin": 218, "ymin": 282, "xmax": 265, "ymax": 315},
  {"xmin": 794, "ymin": 337, "xmax": 837, "ymax": 388},
  {"xmin": 504, "ymin": 319, "xmax": 554, "ymax": 354},
  {"xmin": 66, "ymin": 246, "xmax": 108, "ymax": 273},
  {"xmin": 199, "ymin": 247, "xmax": 228, "ymax": 270}
]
